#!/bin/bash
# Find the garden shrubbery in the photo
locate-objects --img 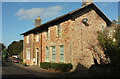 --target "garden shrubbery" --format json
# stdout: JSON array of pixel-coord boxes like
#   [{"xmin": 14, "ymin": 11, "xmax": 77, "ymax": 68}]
[
  {"xmin": 96, "ymin": 22, "xmax": 120, "ymax": 77},
  {"xmin": 40, "ymin": 62, "xmax": 73, "ymax": 72}
]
